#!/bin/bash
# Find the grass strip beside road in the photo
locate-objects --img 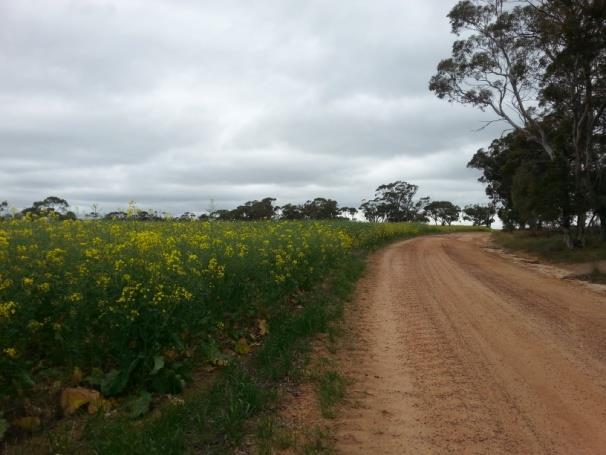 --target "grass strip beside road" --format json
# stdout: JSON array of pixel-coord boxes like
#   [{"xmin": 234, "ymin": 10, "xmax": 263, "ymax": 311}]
[{"xmin": 492, "ymin": 231, "xmax": 606, "ymax": 263}]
